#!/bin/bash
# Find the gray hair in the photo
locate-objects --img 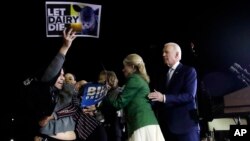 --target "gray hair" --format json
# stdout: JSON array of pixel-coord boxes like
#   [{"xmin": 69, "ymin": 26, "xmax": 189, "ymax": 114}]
[{"xmin": 165, "ymin": 42, "xmax": 182, "ymax": 61}]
